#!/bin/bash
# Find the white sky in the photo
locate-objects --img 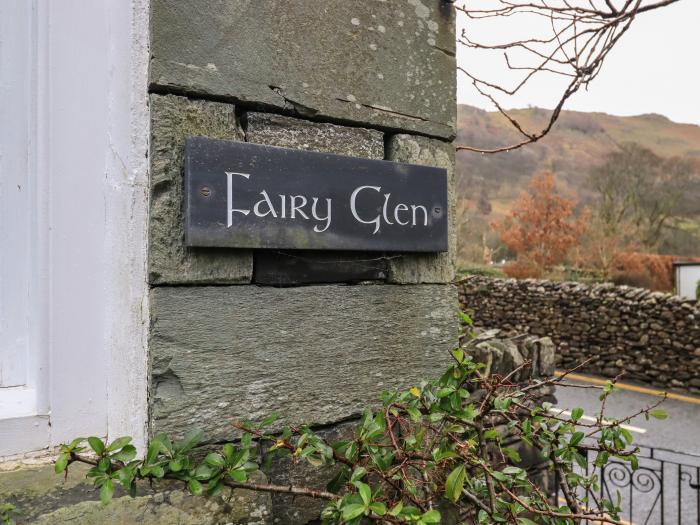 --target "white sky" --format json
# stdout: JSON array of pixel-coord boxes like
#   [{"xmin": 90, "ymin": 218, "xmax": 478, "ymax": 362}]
[{"xmin": 456, "ymin": 1, "xmax": 700, "ymax": 126}]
